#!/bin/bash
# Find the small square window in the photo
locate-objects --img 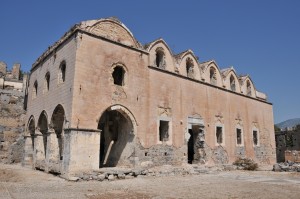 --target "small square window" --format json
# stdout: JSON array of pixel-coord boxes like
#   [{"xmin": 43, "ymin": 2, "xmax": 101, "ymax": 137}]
[
  {"xmin": 159, "ymin": 120, "xmax": 169, "ymax": 142},
  {"xmin": 216, "ymin": 126, "xmax": 223, "ymax": 144}
]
